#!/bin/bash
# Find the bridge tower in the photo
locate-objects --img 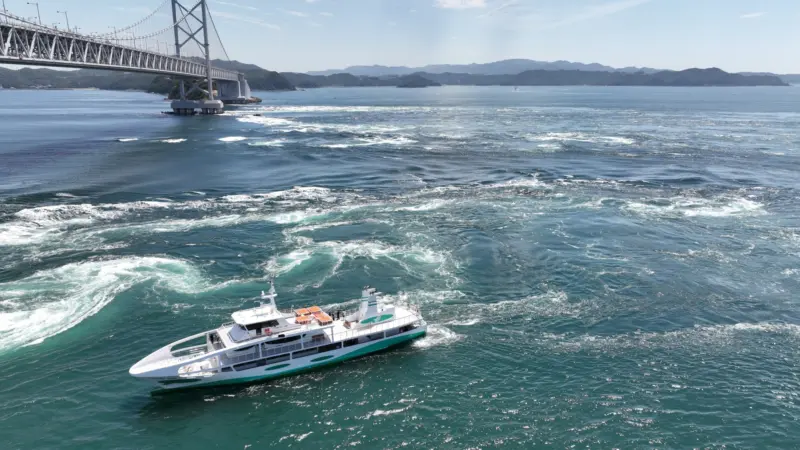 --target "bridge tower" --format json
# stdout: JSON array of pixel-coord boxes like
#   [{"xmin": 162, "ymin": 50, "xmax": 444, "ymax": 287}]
[{"xmin": 169, "ymin": 0, "xmax": 223, "ymax": 115}]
